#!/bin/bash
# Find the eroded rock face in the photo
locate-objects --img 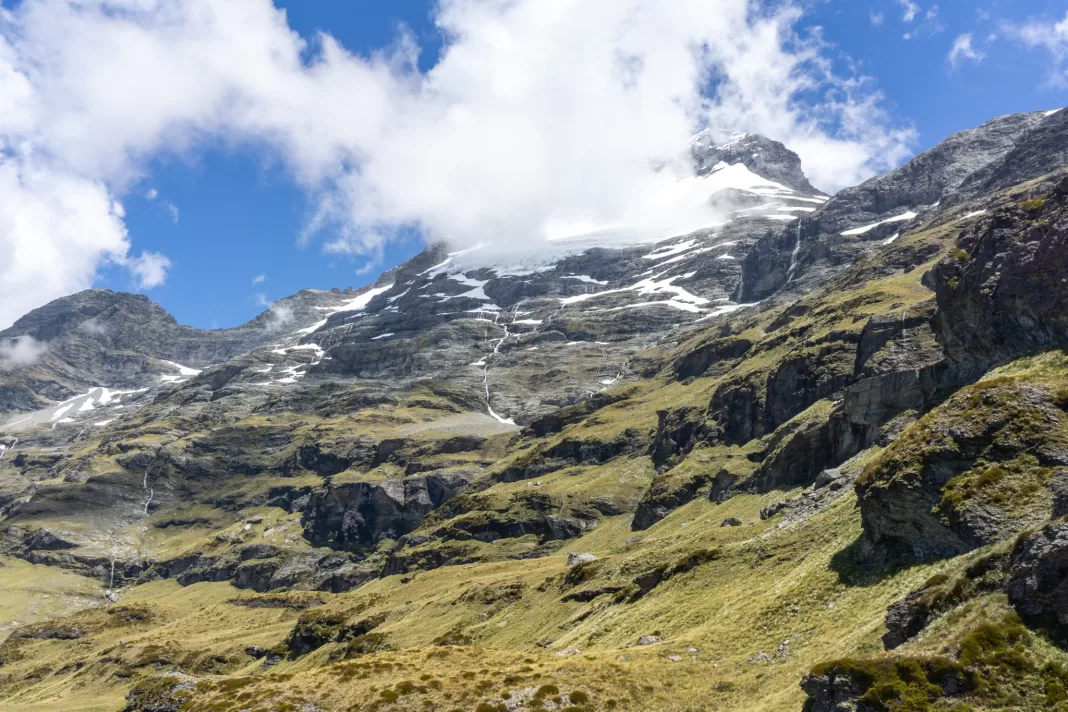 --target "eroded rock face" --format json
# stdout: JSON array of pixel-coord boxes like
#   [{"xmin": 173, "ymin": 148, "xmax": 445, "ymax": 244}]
[
  {"xmin": 934, "ymin": 177, "xmax": 1068, "ymax": 381},
  {"xmin": 799, "ymin": 671, "xmax": 865, "ymax": 712},
  {"xmin": 301, "ymin": 475, "xmax": 470, "ymax": 553},
  {"xmin": 691, "ymin": 130, "xmax": 821, "ymax": 194},
  {"xmin": 856, "ymin": 380, "xmax": 1068, "ymax": 564},
  {"xmin": 1007, "ymin": 522, "xmax": 1068, "ymax": 638},
  {"xmin": 501, "ymin": 429, "xmax": 646, "ymax": 482},
  {"xmin": 740, "ymin": 110, "xmax": 1053, "ymax": 302}
]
